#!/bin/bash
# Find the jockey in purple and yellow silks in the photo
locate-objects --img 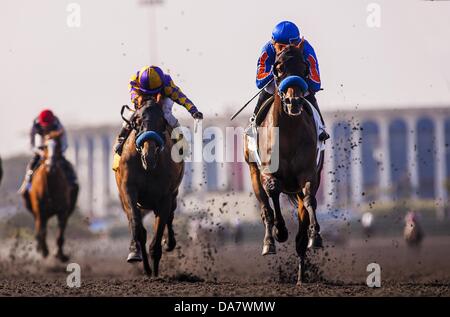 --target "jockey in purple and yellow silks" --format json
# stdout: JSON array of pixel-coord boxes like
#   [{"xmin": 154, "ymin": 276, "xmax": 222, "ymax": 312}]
[
  {"xmin": 253, "ymin": 21, "xmax": 329, "ymax": 141},
  {"xmin": 112, "ymin": 65, "xmax": 203, "ymax": 171}
]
